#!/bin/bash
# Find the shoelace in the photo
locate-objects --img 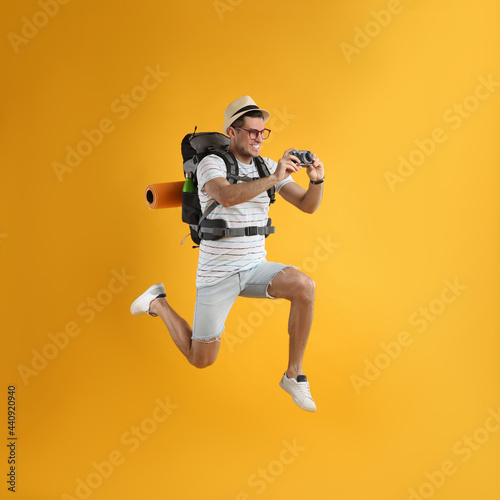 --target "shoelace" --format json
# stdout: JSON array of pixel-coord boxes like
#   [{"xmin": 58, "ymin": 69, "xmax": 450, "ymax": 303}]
[{"xmin": 296, "ymin": 381, "xmax": 313, "ymax": 400}]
